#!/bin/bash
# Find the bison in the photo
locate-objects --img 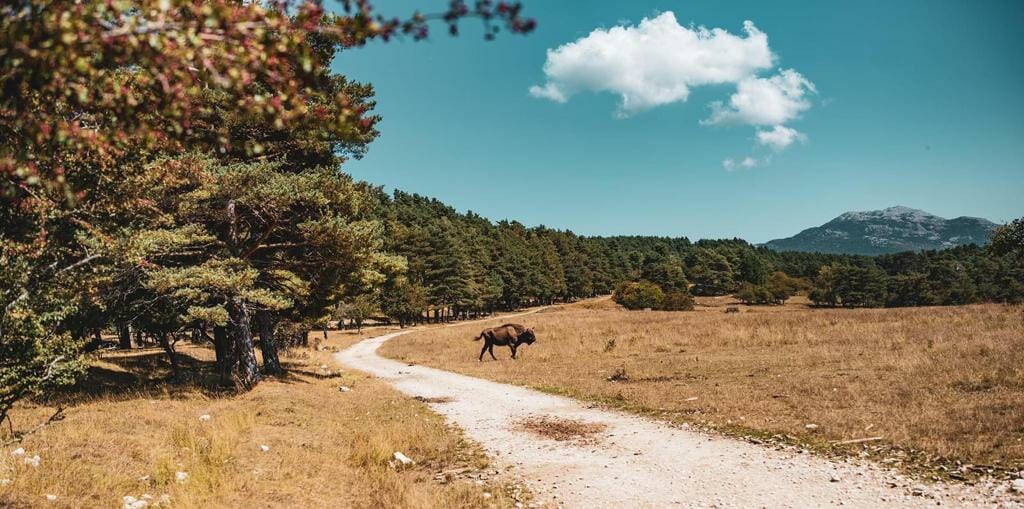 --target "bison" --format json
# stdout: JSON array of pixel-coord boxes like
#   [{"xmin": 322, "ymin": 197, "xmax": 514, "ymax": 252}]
[{"xmin": 474, "ymin": 323, "xmax": 536, "ymax": 361}]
